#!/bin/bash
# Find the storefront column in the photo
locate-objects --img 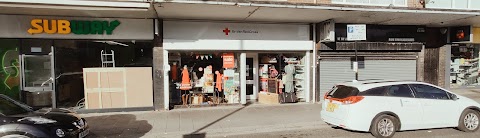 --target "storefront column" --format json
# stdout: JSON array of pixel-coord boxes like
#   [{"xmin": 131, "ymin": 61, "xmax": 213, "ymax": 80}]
[
  {"xmin": 153, "ymin": 19, "xmax": 166, "ymax": 111},
  {"xmin": 305, "ymin": 51, "xmax": 311, "ymax": 103},
  {"xmin": 163, "ymin": 50, "xmax": 170, "ymax": 110},
  {"xmin": 240, "ymin": 52, "xmax": 247, "ymax": 104}
]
